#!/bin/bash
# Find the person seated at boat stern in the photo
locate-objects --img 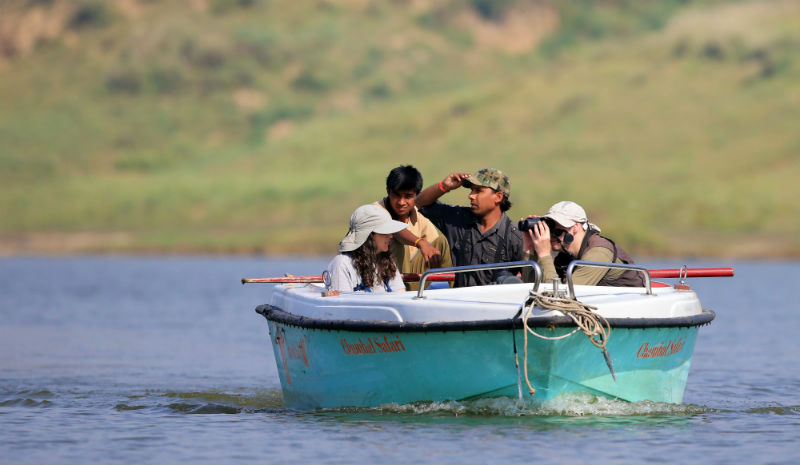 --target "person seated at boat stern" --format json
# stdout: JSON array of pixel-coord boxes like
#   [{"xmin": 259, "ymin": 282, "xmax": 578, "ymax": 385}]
[
  {"xmin": 521, "ymin": 201, "xmax": 645, "ymax": 287},
  {"xmin": 327, "ymin": 204, "xmax": 409, "ymax": 293},
  {"xmin": 376, "ymin": 165, "xmax": 453, "ymax": 290},
  {"xmin": 416, "ymin": 168, "xmax": 524, "ymax": 287}
]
